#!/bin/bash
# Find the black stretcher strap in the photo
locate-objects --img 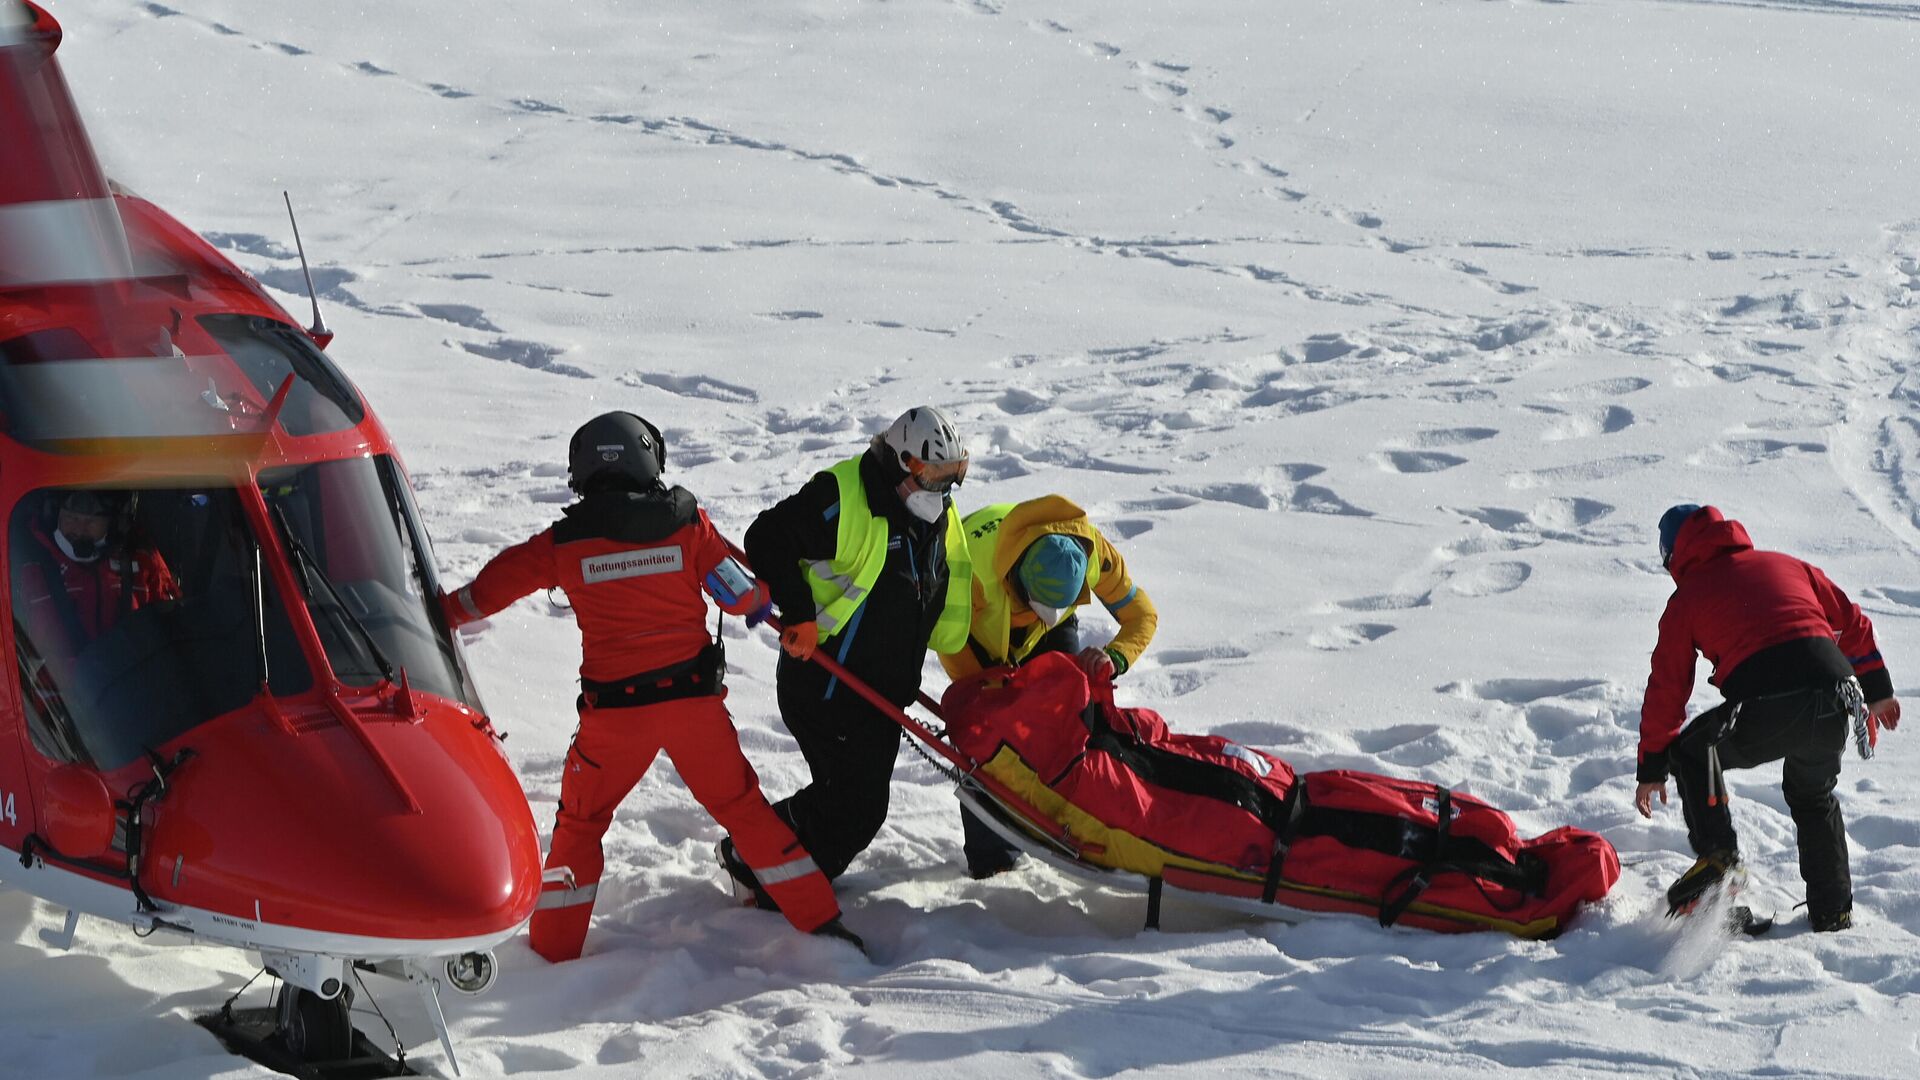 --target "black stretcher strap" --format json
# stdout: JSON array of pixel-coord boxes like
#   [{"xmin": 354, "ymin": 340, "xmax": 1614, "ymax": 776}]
[
  {"xmin": 1079, "ymin": 703, "xmax": 1297, "ymax": 837},
  {"xmin": 1378, "ymin": 787, "xmax": 1450, "ymax": 927},
  {"xmin": 1261, "ymin": 783, "xmax": 1308, "ymax": 904}
]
